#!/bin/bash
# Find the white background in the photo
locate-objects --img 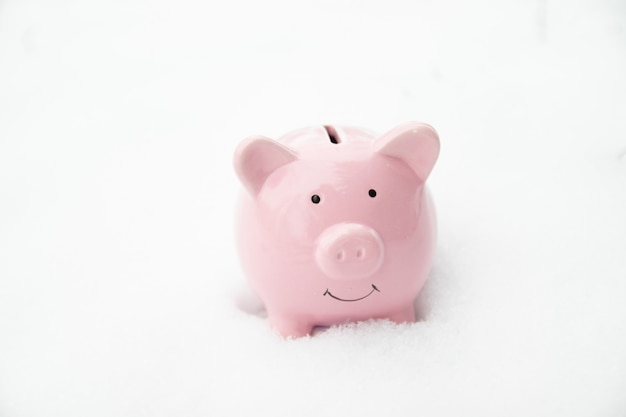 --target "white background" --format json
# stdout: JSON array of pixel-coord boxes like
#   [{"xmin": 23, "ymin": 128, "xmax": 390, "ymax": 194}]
[{"xmin": 1, "ymin": 0, "xmax": 625, "ymax": 415}]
